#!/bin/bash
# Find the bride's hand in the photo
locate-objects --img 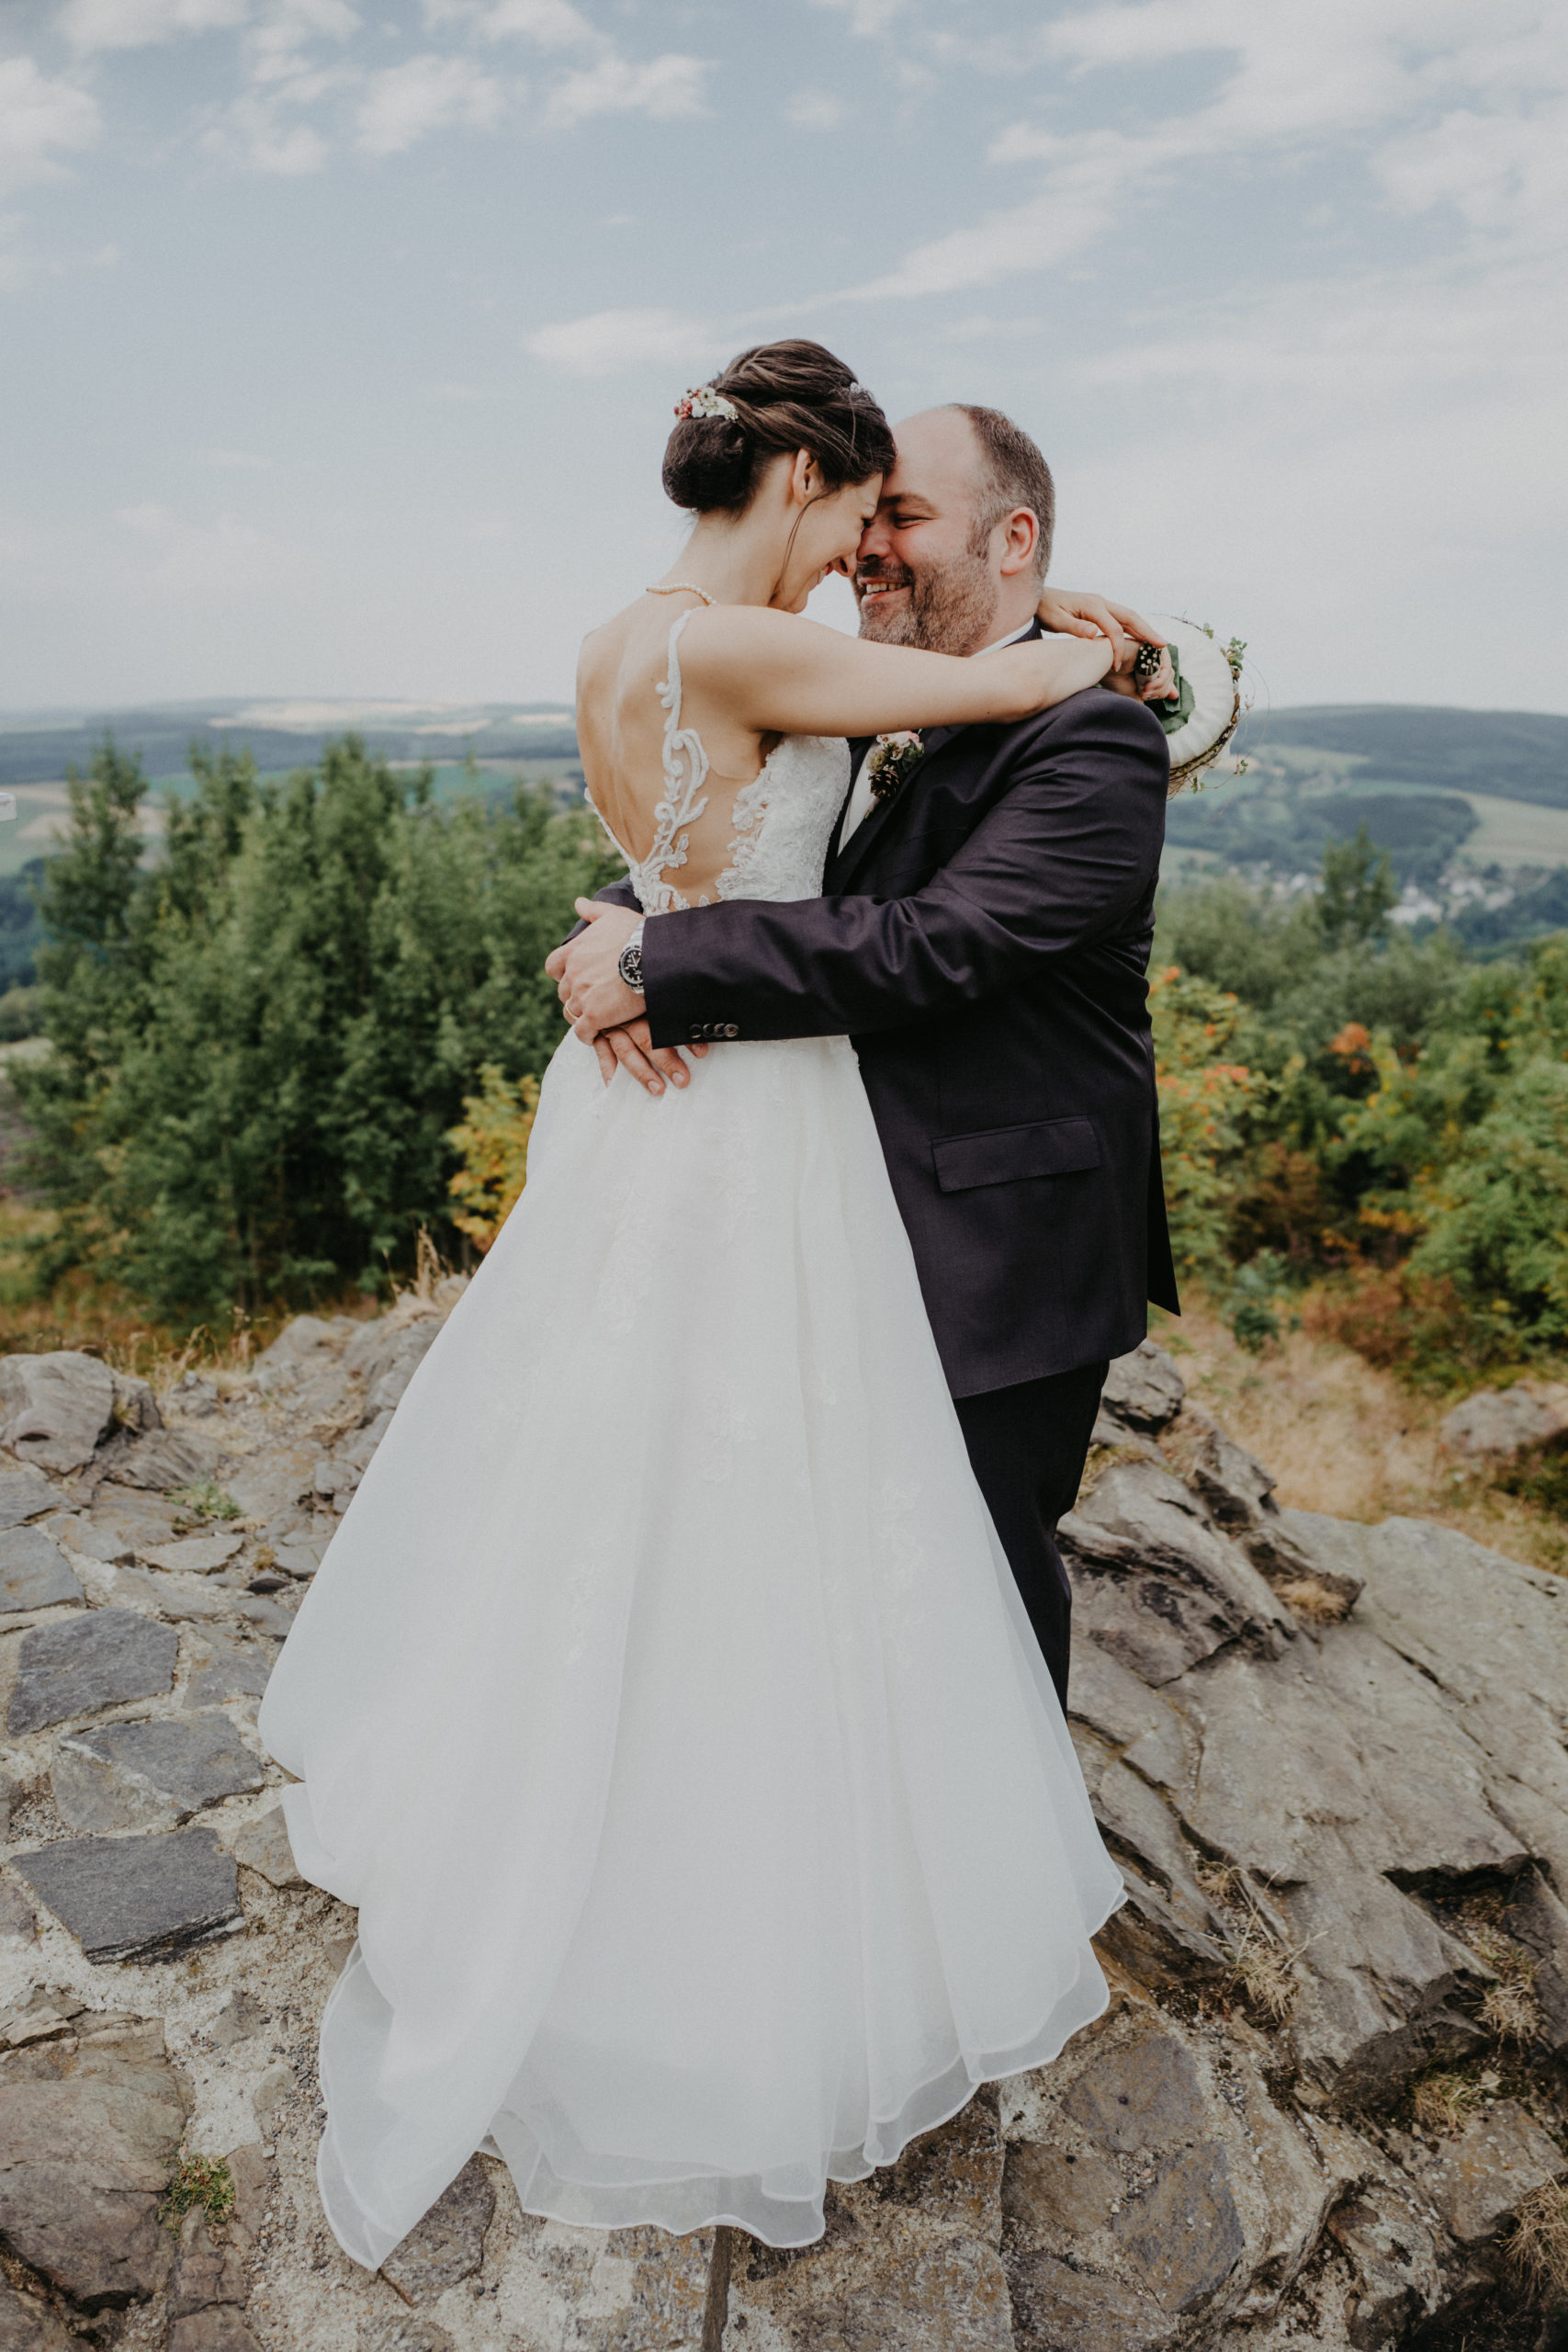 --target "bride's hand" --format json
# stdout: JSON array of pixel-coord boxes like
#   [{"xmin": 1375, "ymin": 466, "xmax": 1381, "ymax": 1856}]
[
  {"xmin": 1037, "ymin": 589, "xmax": 1164, "ymax": 674},
  {"xmin": 592, "ymin": 1017, "xmax": 707, "ymax": 1096}
]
